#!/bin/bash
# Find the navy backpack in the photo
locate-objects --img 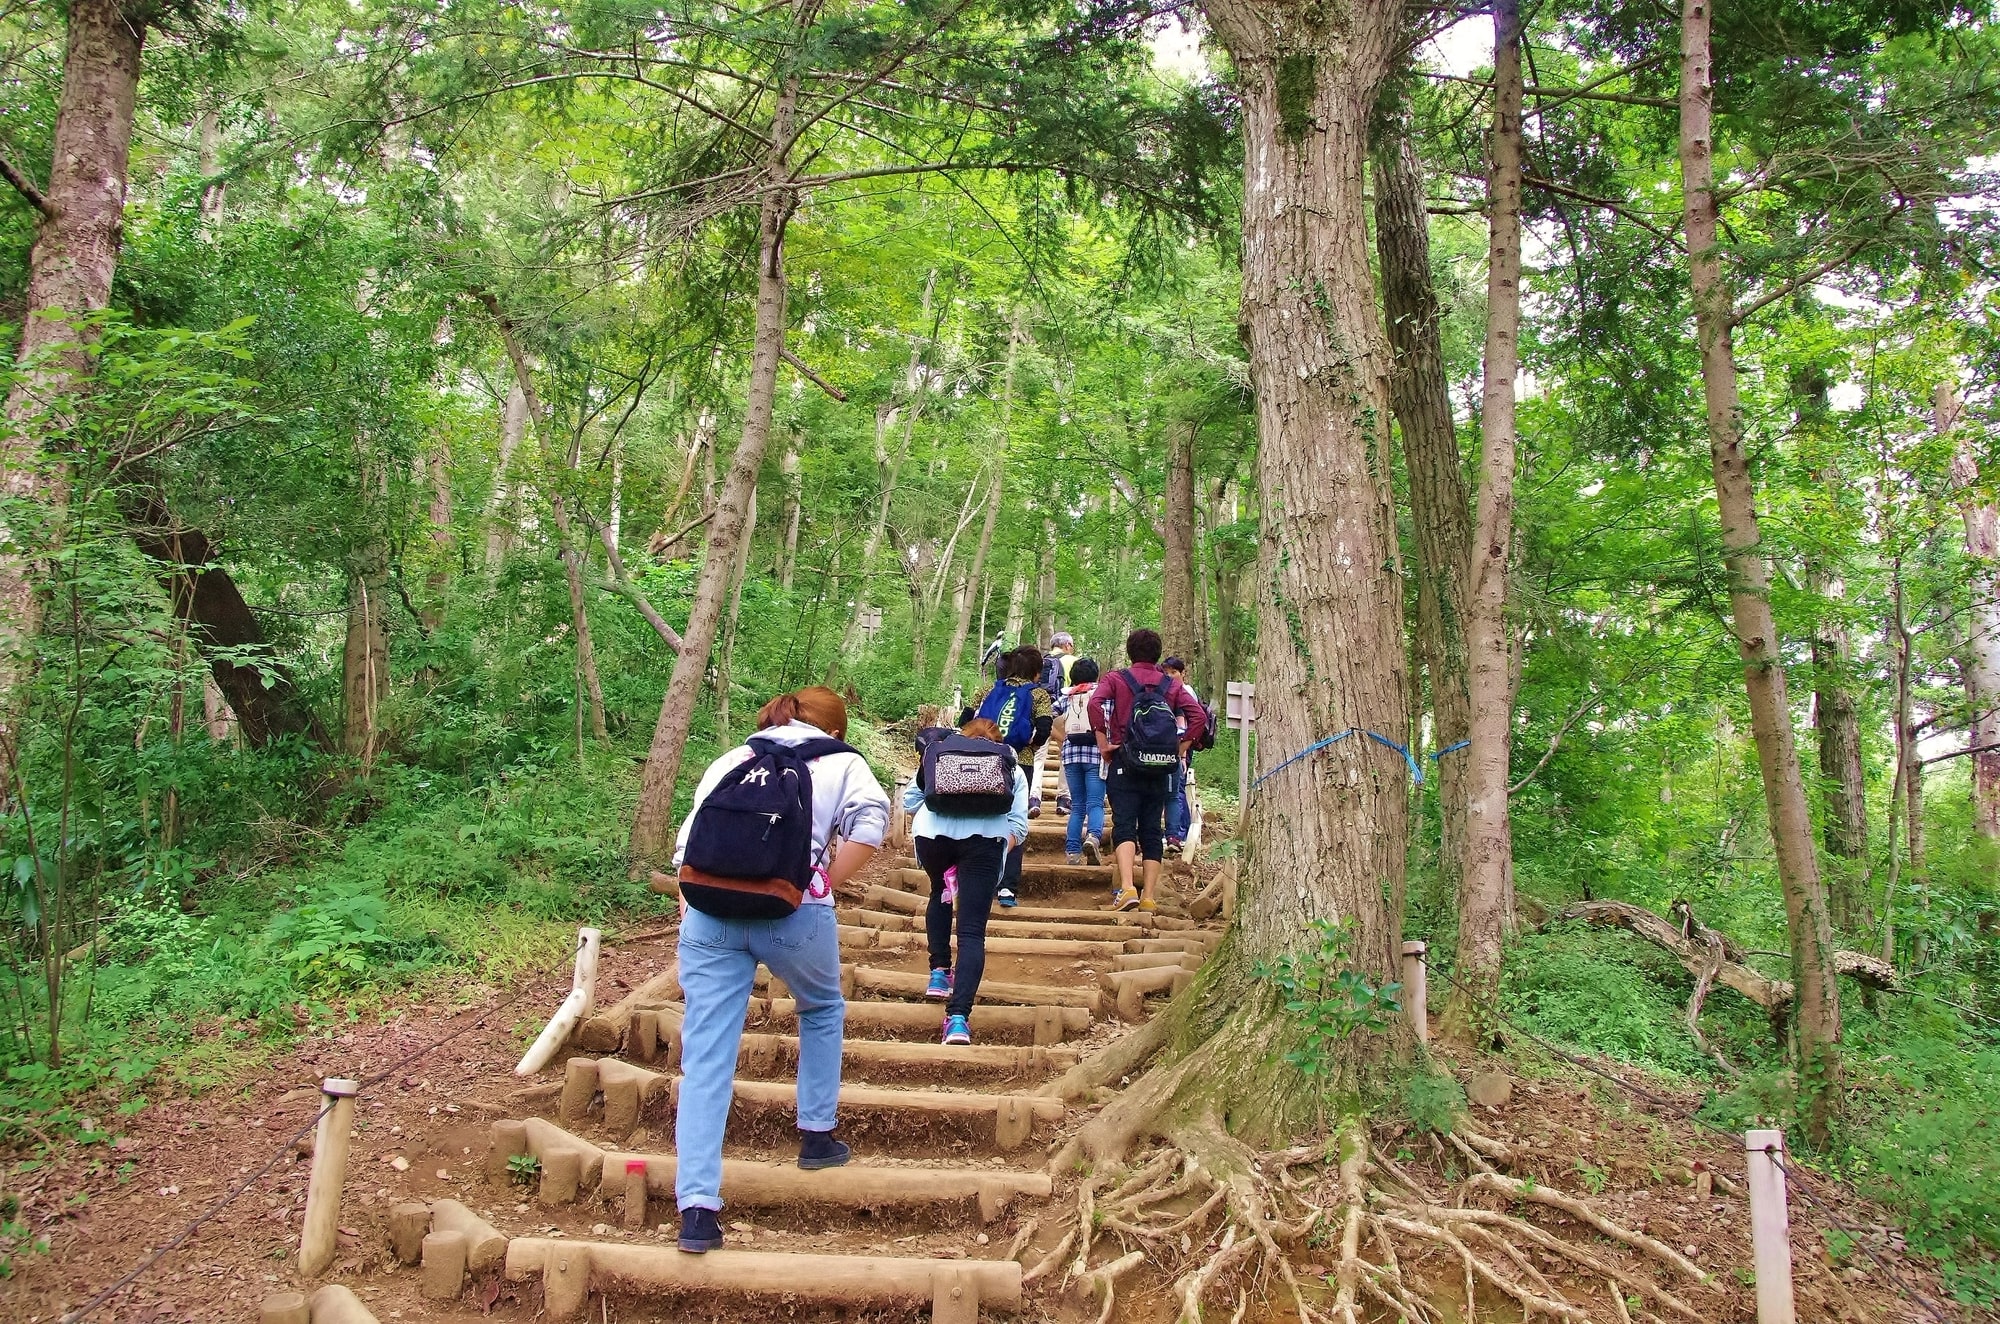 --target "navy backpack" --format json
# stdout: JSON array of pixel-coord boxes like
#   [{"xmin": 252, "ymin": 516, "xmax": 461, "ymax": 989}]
[{"xmin": 678, "ymin": 735, "xmax": 853, "ymax": 919}]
